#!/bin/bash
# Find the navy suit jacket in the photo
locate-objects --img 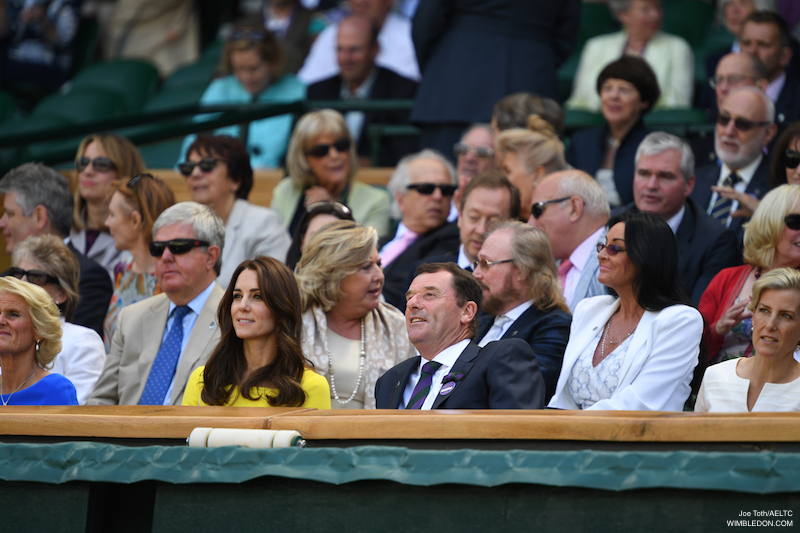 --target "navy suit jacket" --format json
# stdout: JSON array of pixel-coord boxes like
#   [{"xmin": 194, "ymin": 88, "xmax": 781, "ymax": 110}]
[
  {"xmin": 307, "ymin": 66, "xmax": 419, "ymax": 166},
  {"xmin": 566, "ymin": 120, "xmax": 651, "ymax": 206},
  {"xmin": 68, "ymin": 242, "xmax": 113, "ymax": 337},
  {"xmin": 374, "ymin": 339, "xmax": 546, "ymax": 409},
  {"xmin": 691, "ymin": 156, "xmax": 770, "ymax": 244},
  {"xmin": 476, "ymin": 304, "xmax": 570, "ymax": 401}
]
